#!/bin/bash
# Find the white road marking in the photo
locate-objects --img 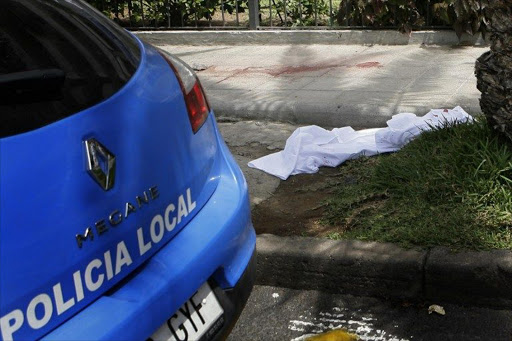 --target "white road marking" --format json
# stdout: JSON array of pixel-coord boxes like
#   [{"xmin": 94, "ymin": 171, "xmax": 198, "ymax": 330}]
[{"xmin": 288, "ymin": 307, "xmax": 412, "ymax": 341}]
